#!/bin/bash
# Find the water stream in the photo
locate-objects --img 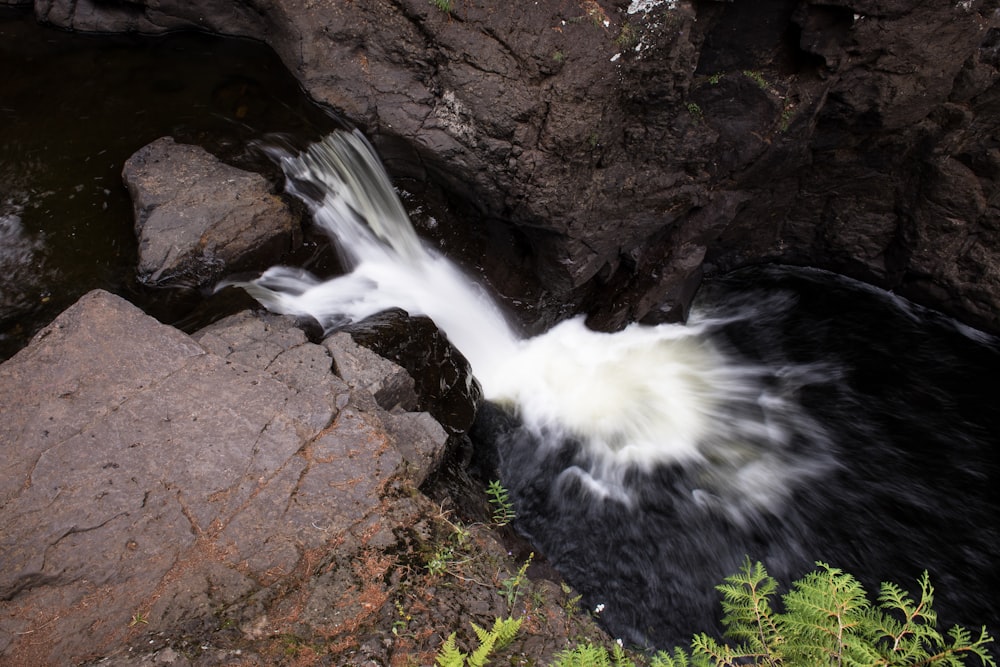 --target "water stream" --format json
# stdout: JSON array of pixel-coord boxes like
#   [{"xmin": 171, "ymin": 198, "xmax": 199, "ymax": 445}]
[{"xmin": 235, "ymin": 130, "xmax": 1000, "ymax": 649}]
